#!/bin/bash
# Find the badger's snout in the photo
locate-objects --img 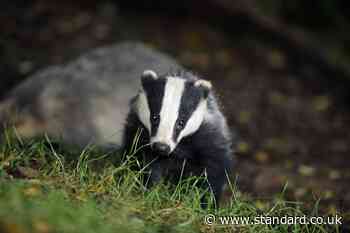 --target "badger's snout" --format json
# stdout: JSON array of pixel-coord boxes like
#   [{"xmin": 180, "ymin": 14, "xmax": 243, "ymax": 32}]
[{"xmin": 152, "ymin": 142, "xmax": 171, "ymax": 156}]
